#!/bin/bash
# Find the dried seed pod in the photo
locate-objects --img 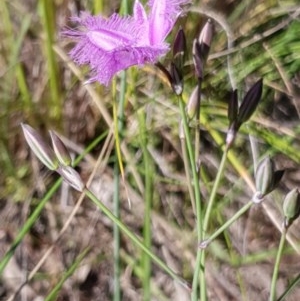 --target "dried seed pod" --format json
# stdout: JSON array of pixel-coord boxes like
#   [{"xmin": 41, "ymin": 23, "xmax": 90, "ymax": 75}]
[
  {"xmin": 49, "ymin": 131, "xmax": 72, "ymax": 167},
  {"xmin": 21, "ymin": 123, "xmax": 59, "ymax": 171},
  {"xmin": 283, "ymin": 188, "xmax": 300, "ymax": 228}
]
